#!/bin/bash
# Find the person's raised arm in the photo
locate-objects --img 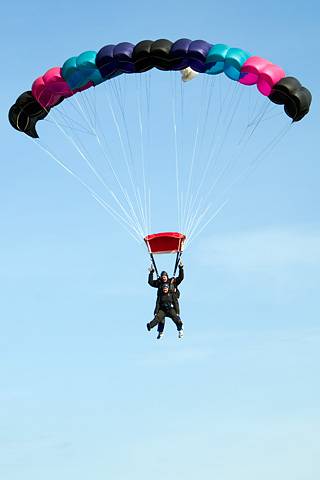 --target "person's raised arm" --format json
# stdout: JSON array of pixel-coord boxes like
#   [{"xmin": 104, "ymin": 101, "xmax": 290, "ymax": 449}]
[
  {"xmin": 148, "ymin": 265, "xmax": 159, "ymax": 287},
  {"xmin": 175, "ymin": 261, "xmax": 184, "ymax": 285}
]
